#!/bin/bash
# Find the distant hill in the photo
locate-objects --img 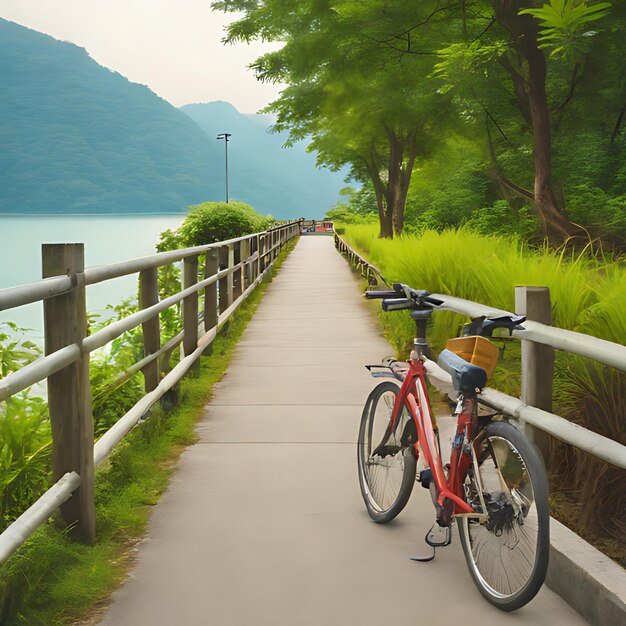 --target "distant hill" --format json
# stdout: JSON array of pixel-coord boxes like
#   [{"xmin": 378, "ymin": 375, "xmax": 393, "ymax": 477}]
[
  {"xmin": 0, "ymin": 18, "xmax": 223, "ymax": 214},
  {"xmin": 182, "ymin": 102, "xmax": 347, "ymax": 218},
  {"xmin": 0, "ymin": 19, "xmax": 345, "ymax": 218}
]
